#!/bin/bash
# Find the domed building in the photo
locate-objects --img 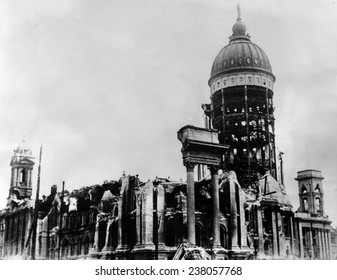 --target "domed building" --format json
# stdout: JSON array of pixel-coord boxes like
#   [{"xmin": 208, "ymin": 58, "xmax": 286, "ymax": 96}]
[
  {"xmin": 0, "ymin": 7, "xmax": 334, "ymax": 261},
  {"xmin": 205, "ymin": 8, "xmax": 277, "ymax": 188},
  {"xmin": 200, "ymin": 7, "xmax": 297, "ymax": 259}
]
